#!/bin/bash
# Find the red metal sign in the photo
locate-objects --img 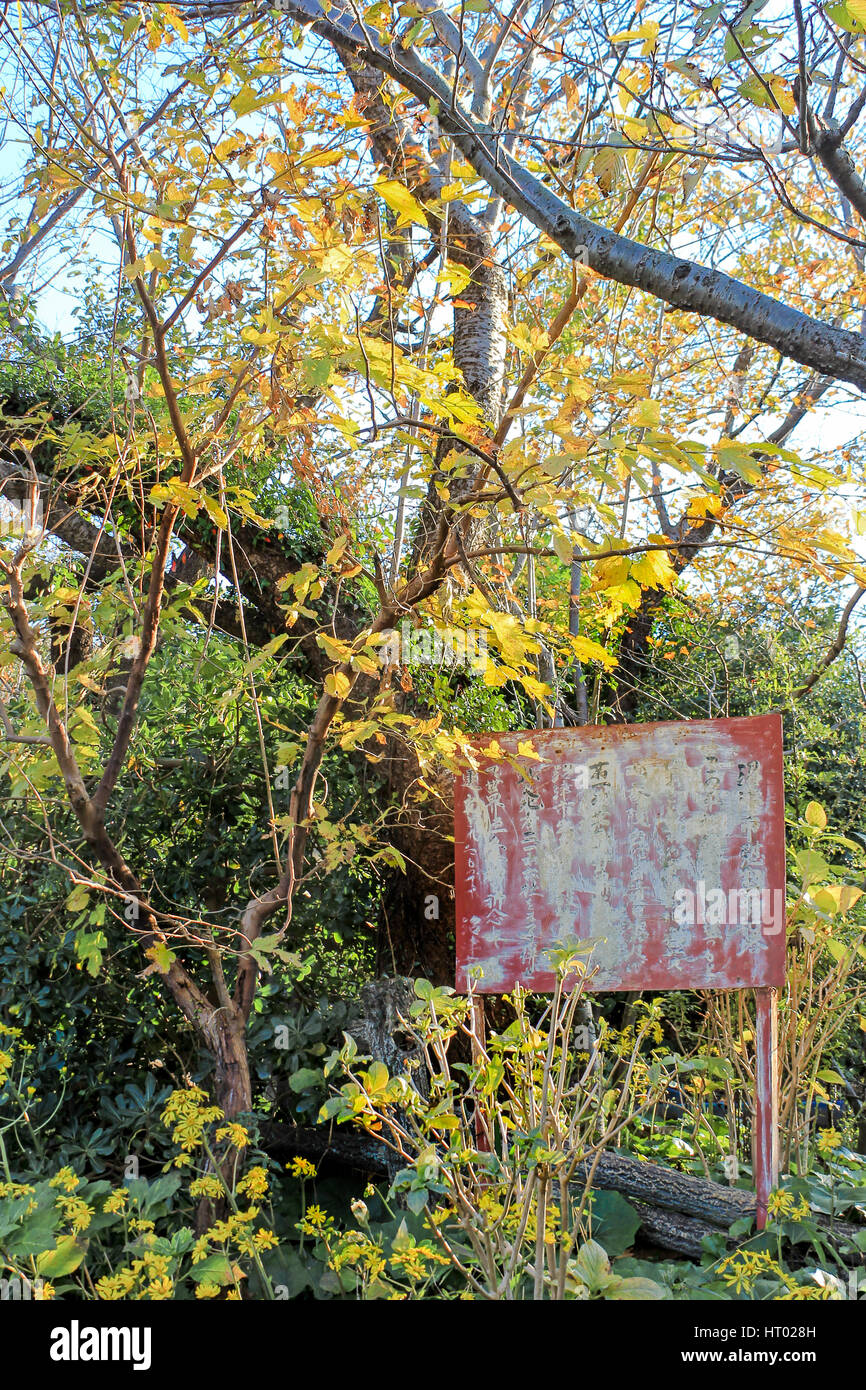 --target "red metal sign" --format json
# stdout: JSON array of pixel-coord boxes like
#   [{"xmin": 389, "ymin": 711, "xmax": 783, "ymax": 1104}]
[{"xmin": 455, "ymin": 715, "xmax": 785, "ymax": 994}]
